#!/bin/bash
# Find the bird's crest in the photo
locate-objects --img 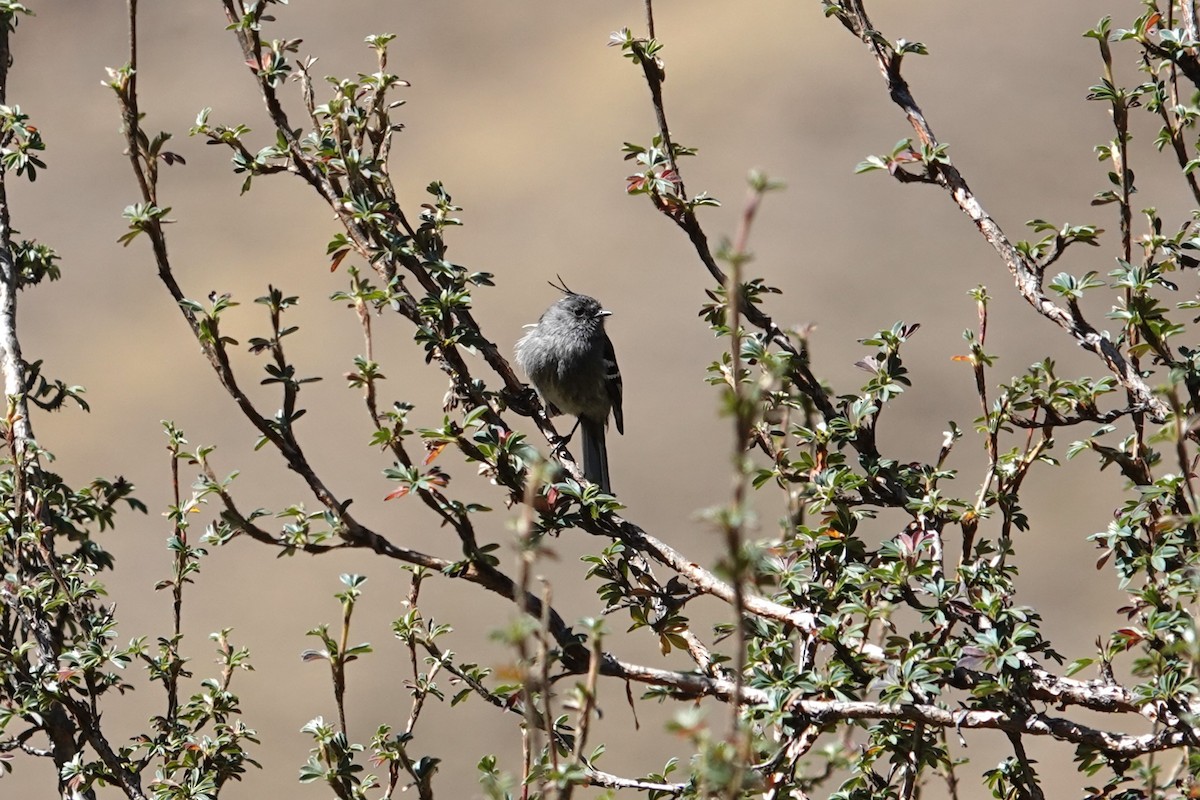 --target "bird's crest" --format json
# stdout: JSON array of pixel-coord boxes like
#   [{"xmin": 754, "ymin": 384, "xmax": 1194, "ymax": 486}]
[{"xmin": 548, "ymin": 275, "xmax": 575, "ymax": 296}]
